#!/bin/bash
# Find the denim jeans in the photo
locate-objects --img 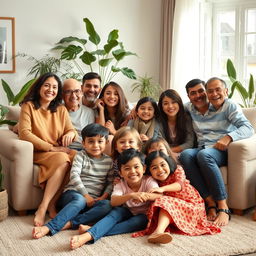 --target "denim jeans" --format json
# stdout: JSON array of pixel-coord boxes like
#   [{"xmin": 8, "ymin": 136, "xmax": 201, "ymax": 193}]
[
  {"xmin": 70, "ymin": 199, "xmax": 112, "ymax": 229},
  {"xmin": 179, "ymin": 147, "xmax": 228, "ymax": 201},
  {"xmin": 87, "ymin": 207, "xmax": 148, "ymax": 243},
  {"xmin": 46, "ymin": 190, "xmax": 86, "ymax": 235}
]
